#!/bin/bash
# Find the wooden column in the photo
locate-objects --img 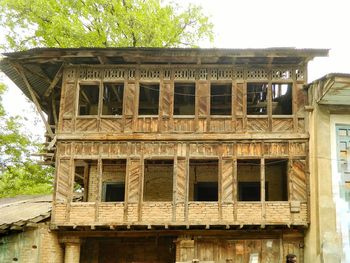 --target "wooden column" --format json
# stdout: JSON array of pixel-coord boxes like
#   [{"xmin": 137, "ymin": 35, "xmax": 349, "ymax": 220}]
[{"xmin": 61, "ymin": 237, "xmax": 81, "ymax": 263}]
